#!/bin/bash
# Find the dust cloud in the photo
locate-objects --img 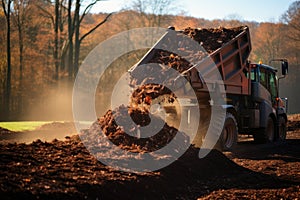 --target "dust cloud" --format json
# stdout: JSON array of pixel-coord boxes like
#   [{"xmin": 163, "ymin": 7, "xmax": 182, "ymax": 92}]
[{"xmin": 26, "ymin": 82, "xmax": 74, "ymax": 121}]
